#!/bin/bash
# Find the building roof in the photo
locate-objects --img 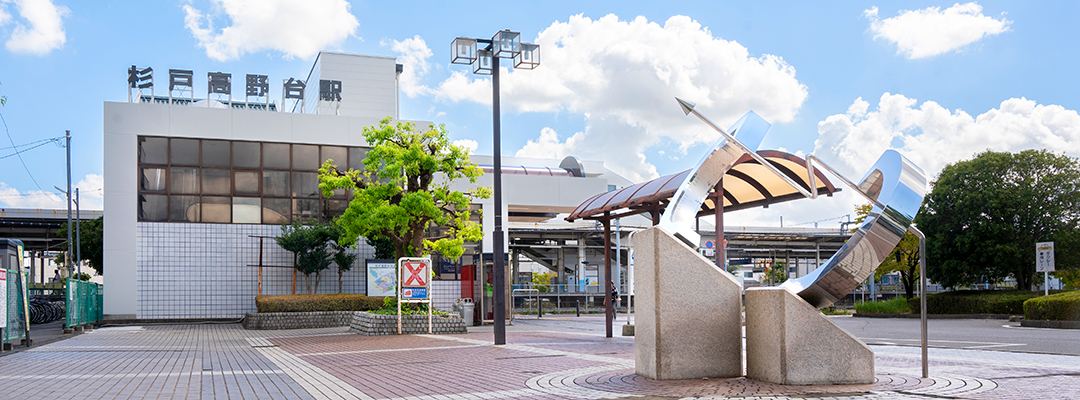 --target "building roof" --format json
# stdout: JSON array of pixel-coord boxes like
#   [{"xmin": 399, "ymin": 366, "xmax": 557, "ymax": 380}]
[{"xmin": 566, "ymin": 150, "xmax": 840, "ymax": 221}]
